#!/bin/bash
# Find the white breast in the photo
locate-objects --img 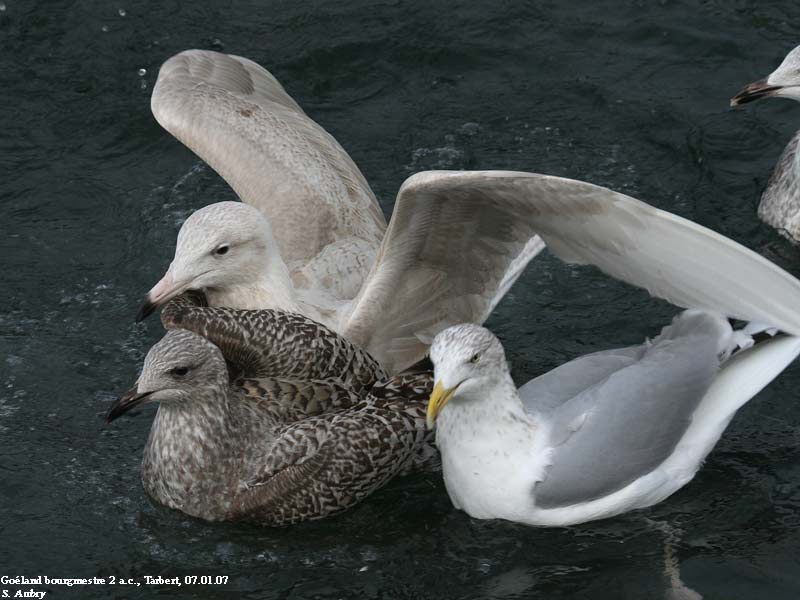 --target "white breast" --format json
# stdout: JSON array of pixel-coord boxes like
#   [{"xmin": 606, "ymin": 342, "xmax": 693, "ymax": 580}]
[{"xmin": 436, "ymin": 404, "xmax": 545, "ymax": 522}]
